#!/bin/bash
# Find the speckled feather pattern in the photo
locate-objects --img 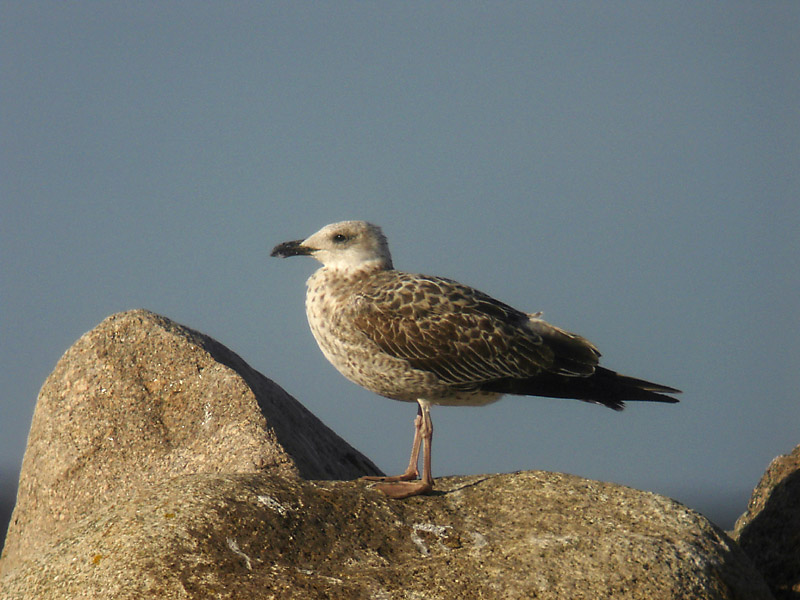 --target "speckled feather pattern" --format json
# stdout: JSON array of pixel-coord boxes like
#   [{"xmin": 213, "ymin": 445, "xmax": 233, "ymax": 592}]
[{"xmin": 305, "ymin": 265, "xmax": 601, "ymax": 406}]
